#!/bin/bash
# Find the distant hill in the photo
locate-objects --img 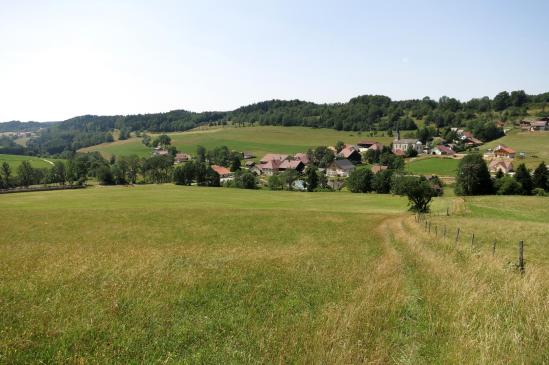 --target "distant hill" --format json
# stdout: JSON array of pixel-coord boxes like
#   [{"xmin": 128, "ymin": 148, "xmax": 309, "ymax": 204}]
[
  {"xmin": 0, "ymin": 120, "xmax": 57, "ymax": 133},
  {"xmin": 3, "ymin": 90, "xmax": 549, "ymax": 156}
]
